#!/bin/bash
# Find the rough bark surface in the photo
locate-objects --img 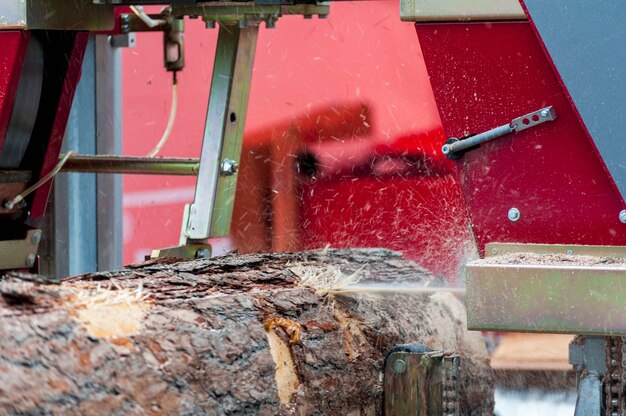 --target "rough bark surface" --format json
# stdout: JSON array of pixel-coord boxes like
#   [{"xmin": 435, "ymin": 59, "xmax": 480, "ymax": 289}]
[{"xmin": 0, "ymin": 248, "xmax": 493, "ymax": 415}]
